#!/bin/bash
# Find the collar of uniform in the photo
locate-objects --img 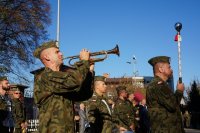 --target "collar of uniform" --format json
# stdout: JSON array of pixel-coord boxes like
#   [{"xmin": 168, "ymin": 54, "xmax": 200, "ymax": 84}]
[
  {"xmin": 44, "ymin": 67, "xmax": 55, "ymax": 72},
  {"xmin": 117, "ymin": 97, "xmax": 125, "ymax": 102},
  {"xmin": 154, "ymin": 76, "xmax": 167, "ymax": 84},
  {"xmin": 94, "ymin": 92, "xmax": 106, "ymax": 100},
  {"xmin": 12, "ymin": 98, "xmax": 20, "ymax": 102}
]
